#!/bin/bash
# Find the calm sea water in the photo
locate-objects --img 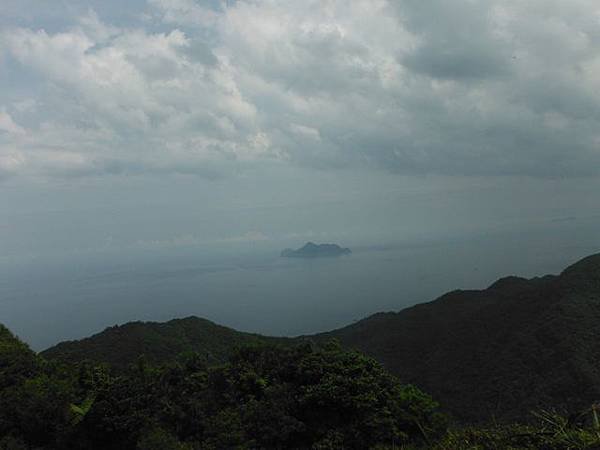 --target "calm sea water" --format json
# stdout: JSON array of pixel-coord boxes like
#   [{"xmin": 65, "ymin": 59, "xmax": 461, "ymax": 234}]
[{"xmin": 2, "ymin": 222, "xmax": 599, "ymax": 351}]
